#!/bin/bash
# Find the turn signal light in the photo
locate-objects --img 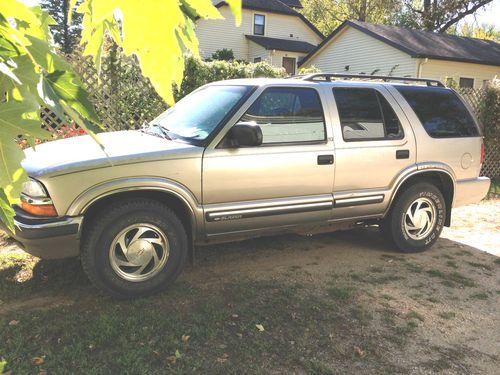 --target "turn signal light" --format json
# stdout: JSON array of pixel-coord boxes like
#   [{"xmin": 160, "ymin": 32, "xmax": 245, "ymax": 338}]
[{"xmin": 21, "ymin": 201, "xmax": 58, "ymax": 217}]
